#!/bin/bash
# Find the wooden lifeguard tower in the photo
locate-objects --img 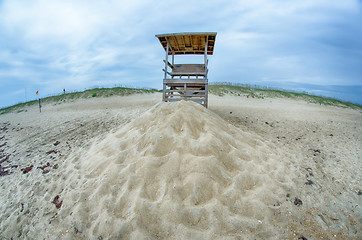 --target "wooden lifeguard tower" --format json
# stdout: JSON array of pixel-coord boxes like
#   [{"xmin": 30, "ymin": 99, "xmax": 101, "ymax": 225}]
[{"xmin": 155, "ymin": 32, "xmax": 217, "ymax": 108}]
